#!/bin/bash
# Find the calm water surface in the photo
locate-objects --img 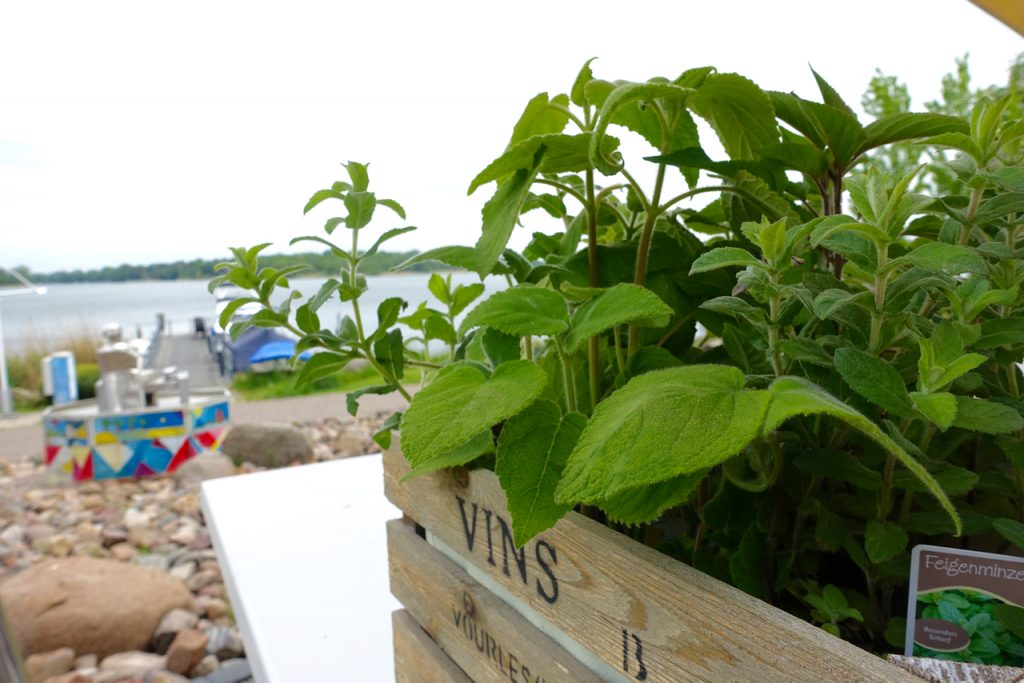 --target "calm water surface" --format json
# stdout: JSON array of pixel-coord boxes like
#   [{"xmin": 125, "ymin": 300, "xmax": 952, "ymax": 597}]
[{"xmin": 1, "ymin": 273, "xmax": 502, "ymax": 352}]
